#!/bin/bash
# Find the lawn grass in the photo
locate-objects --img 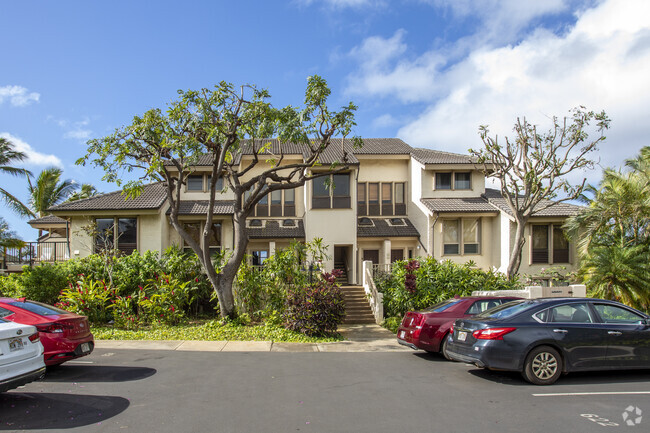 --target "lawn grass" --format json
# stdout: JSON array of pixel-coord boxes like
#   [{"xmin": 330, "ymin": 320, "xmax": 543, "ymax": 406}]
[{"xmin": 91, "ymin": 319, "xmax": 344, "ymax": 343}]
